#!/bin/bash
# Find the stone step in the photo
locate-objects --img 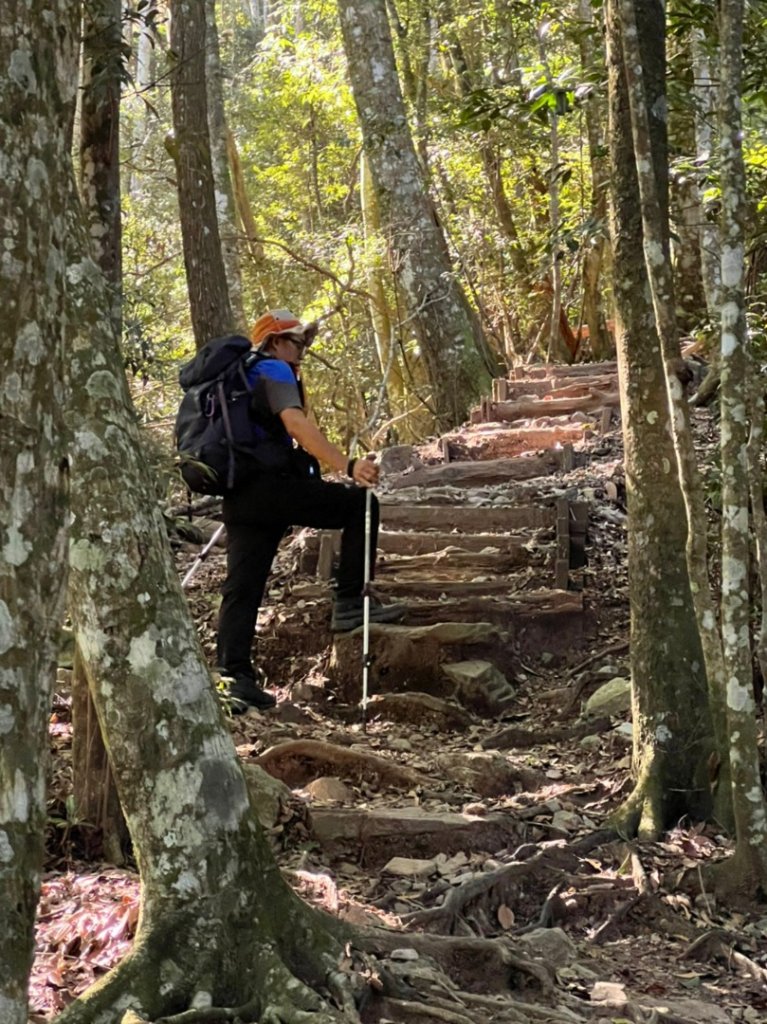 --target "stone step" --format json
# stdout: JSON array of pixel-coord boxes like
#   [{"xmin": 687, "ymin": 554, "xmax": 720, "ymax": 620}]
[{"xmin": 308, "ymin": 806, "xmax": 524, "ymax": 866}]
